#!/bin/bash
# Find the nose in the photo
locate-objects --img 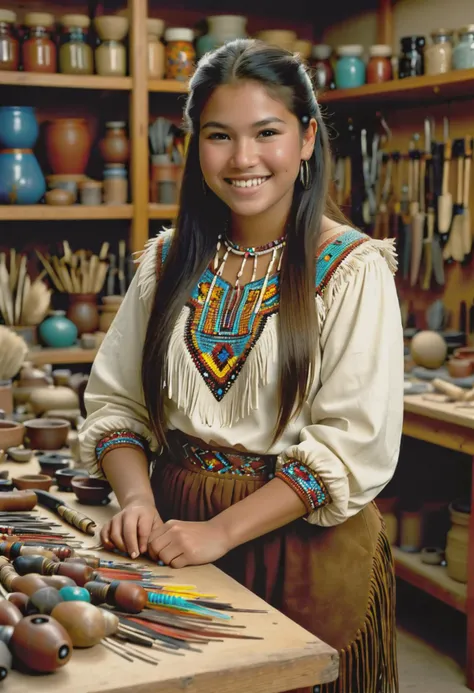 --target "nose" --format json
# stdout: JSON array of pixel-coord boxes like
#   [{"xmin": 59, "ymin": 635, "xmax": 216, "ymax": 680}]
[{"xmin": 230, "ymin": 137, "xmax": 259, "ymax": 170}]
